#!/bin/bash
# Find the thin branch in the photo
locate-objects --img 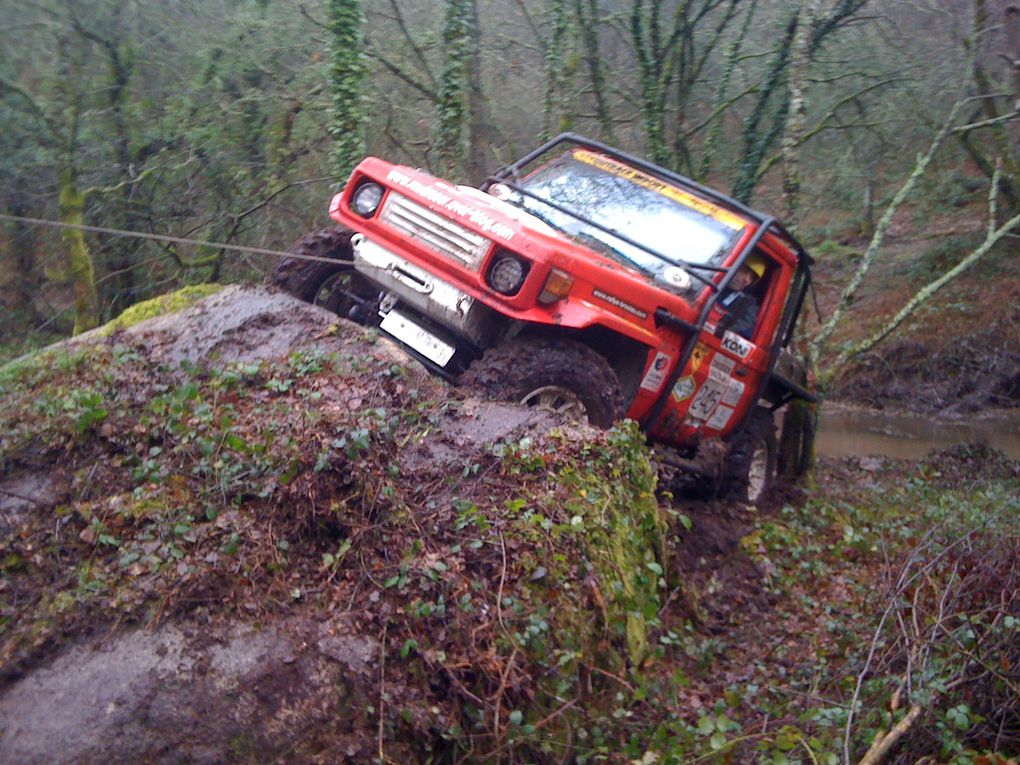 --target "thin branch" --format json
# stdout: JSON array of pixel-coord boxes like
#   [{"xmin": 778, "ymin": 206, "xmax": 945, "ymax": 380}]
[
  {"xmin": 0, "ymin": 73, "xmax": 56, "ymax": 134},
  {"xmin": 954, "ymin": 108, "xmax": 1020, "ymax": 133},
  {"xmin": 382, "ymin": 0, "xmax": 438, "ymax": 90},
  {"xmin": 829, "ymin": 164, "xmax": 1019, "ymax": 374},
  {"xmin": 365, "ymin": 47, "xmax": 439, "ymax": 102},
  {"xmin": 810, "ymin": 98, "xmax": 966, "ymax": 369}
]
